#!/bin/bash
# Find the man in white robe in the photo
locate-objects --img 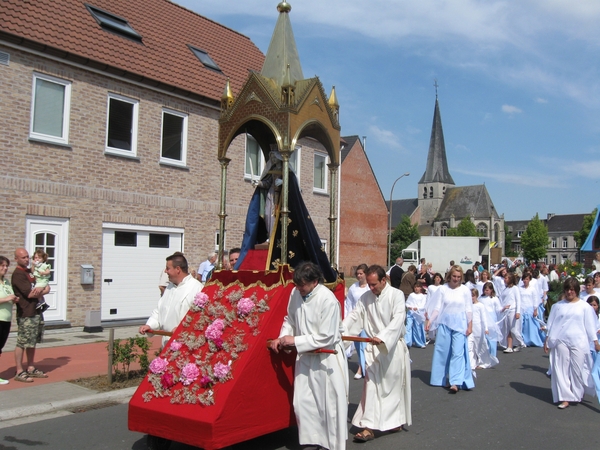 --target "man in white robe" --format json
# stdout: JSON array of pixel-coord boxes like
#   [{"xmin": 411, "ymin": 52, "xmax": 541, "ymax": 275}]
[
  {"xmin": 140, "ymin": 252, "xmax": 203, "ymax": 347},
  {"xmin": 343, "ymin": 265, "xmax": 412, "ymax": 442},
  {"xmin": 269, "ymin": 262, "xmax": 348, "ymax": 450}
]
